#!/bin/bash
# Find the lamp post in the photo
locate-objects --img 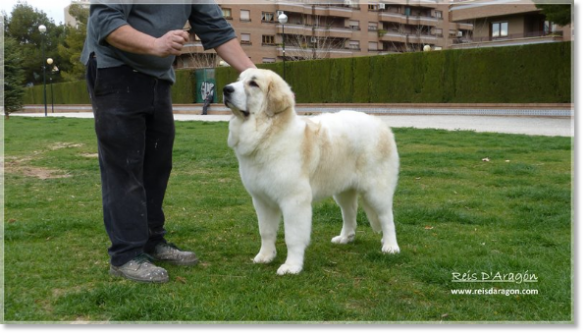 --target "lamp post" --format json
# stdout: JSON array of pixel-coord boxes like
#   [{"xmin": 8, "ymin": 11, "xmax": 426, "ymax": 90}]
[
  {"xmin": 278, "ymin": 13, "xmax": 288, "ymax": 80},
  {"xmin": 47, "ymin": 58, "xmax": 57, "ymax": 113},
  {"xmin": 38, "ymin": 24, "xmax": 48, "ymax": 117}
]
